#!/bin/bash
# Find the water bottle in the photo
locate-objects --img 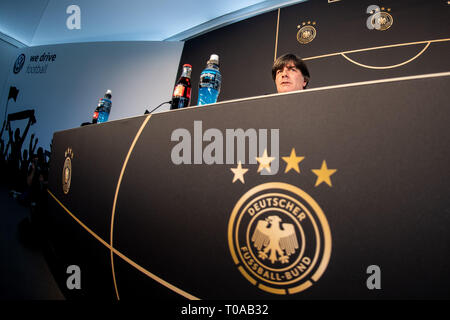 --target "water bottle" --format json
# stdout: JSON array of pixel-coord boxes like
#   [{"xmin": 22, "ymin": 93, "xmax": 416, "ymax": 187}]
[
  {"xmin": 96, "ymin": 90, "xmax": 112, "ymax": 123},
  {"xmin": 197, "ymin": 54, "xmax": 221, "ymax": 106}
]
